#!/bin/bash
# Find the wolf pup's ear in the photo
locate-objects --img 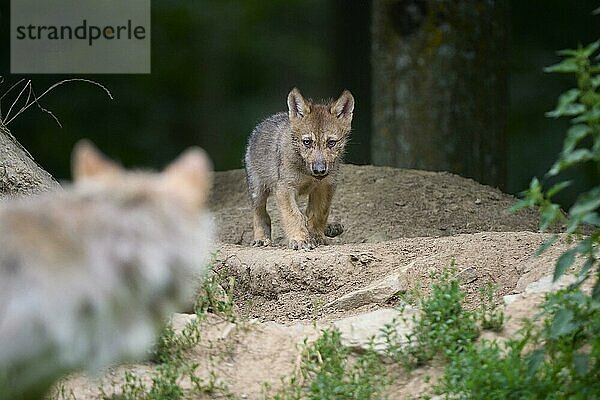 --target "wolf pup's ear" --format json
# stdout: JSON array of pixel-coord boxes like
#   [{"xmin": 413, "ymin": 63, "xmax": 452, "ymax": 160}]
[
  {"xmin": 287, "ymin": 88, "xmax": 311, "ymax": 120},
  {"xmin": 330, "ymin": 90, "xmax": 354, "ymax": 122},
  {"xmin": 72, "ymin": 139, "xmax": 121, "ymax": 182},
  {"xmin": 163, "ymin": 147, "xmax": 213, "ymax": 210}
]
